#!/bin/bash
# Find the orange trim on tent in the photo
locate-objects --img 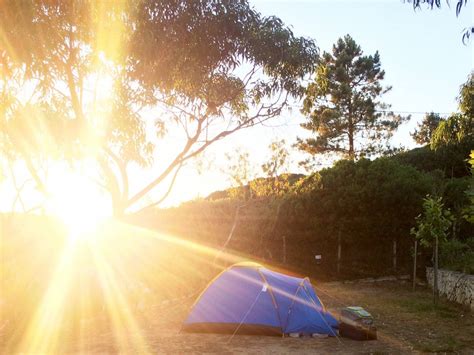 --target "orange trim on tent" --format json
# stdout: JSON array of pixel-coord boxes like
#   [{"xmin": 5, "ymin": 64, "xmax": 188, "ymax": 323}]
[{"xmin": 232, "ymin": 261, "xmax": 263, "ymax": 268}]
